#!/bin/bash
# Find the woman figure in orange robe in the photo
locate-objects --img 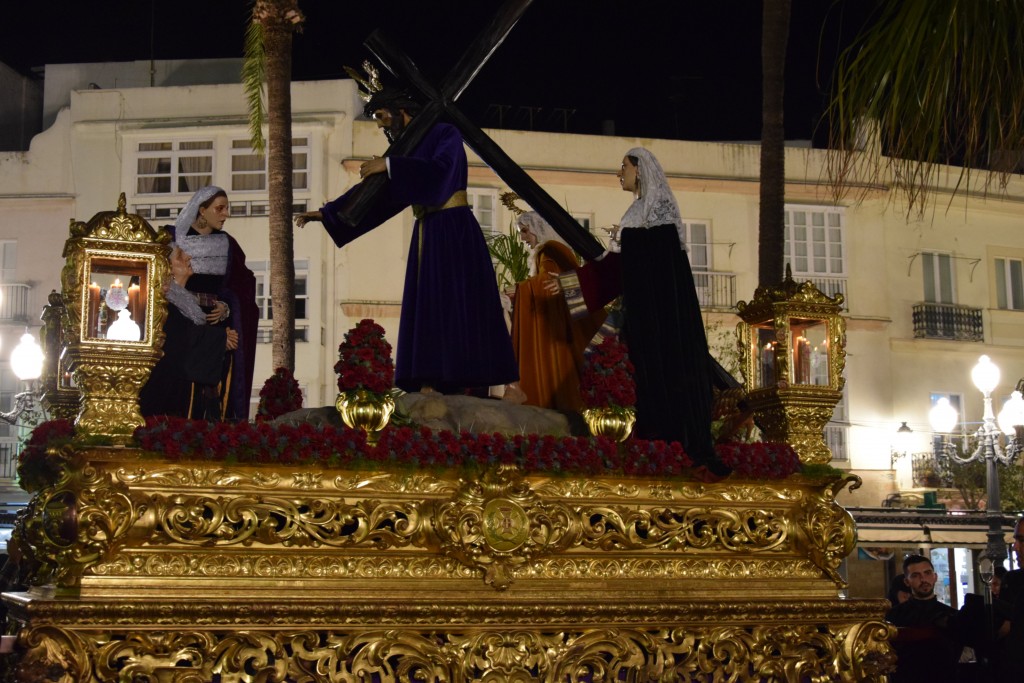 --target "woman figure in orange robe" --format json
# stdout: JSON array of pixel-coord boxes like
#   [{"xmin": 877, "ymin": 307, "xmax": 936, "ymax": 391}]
[{"xmin": 510, "ymin": 212, "xmax": 604, "ymax": 412}]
